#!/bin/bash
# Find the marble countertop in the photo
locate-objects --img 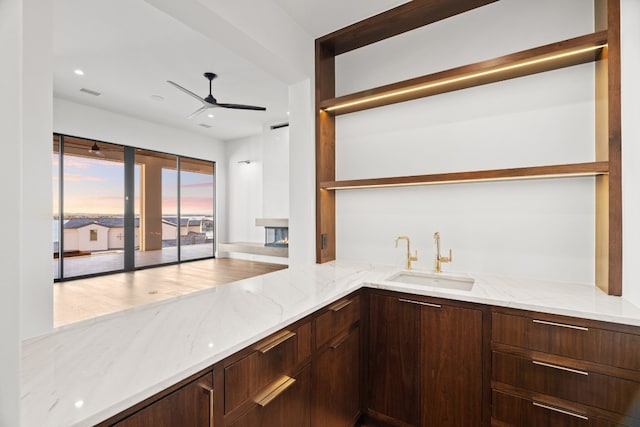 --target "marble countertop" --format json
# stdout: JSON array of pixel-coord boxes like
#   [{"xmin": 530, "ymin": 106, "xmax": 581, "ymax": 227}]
[{"xmin": 21, "ymin": 261, "xmax": 640, "ymax": 427}]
